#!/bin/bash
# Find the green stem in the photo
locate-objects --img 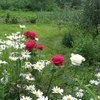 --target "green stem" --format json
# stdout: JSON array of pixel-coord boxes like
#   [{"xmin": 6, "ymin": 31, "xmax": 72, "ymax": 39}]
[
  {"xmin": 15, "ymin": 60, "xmax": 21, "ymax": 100},
  {"xmin": 46, "ymin": 72, "xmax": 54, "ymax": 97}
]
